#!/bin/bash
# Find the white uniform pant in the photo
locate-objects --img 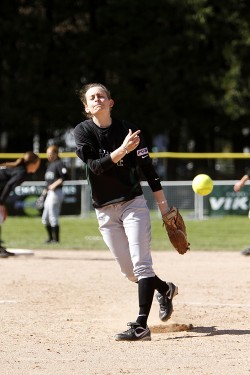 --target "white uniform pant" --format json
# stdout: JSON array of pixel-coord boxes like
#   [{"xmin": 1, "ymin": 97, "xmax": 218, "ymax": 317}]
[
  {"xmin": 95, "ymin": 195, "xmax": 155, "ymax": 282},
  {"xmin": 42, "ymin": 189, "xmax": 63, "ymax": 227}
]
